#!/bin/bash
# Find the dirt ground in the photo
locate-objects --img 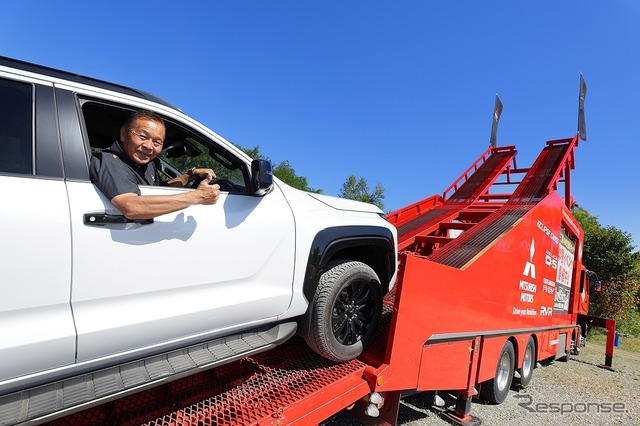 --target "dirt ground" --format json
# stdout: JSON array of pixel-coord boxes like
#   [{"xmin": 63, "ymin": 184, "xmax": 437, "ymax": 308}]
[{"xmin": 324, "ymin": 340, "xmax": 639, "ymax": 425}]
